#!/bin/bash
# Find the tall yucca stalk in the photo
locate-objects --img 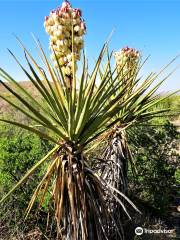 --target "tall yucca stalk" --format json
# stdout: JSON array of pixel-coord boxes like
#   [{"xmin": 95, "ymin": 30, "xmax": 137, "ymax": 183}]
[{"xmin": 98, "ymin": 48, "xmax": 178, "ymax": 237}]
